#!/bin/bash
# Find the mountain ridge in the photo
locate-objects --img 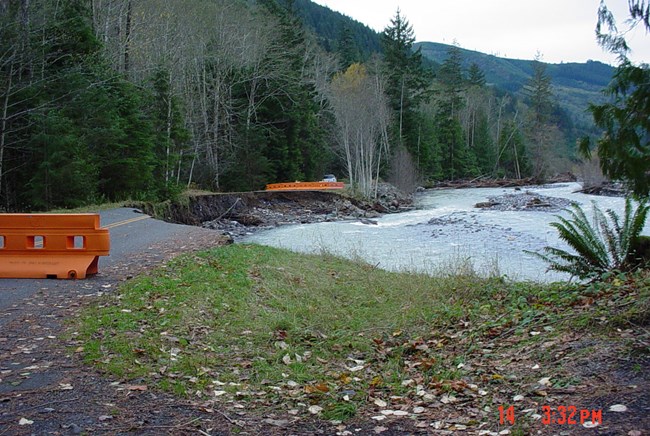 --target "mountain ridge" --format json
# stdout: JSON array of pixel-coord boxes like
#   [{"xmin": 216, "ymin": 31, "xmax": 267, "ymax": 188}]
[{"xmin": 294, "ymin": 1, "xmax": 613, "ymax": 131}]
